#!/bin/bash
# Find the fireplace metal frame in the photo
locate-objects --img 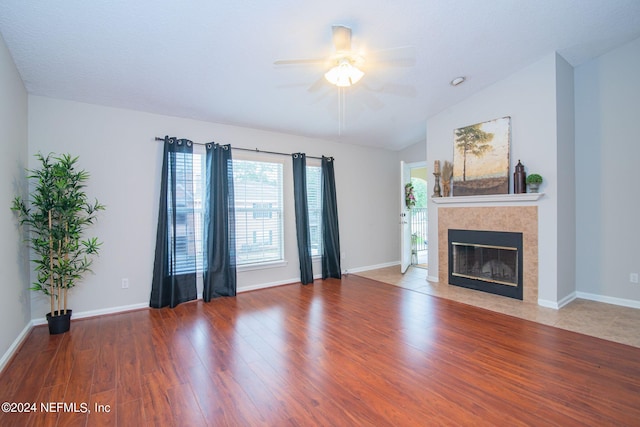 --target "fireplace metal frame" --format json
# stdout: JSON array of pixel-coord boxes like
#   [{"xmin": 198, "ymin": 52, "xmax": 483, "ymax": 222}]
[{"xmin": 448, "ymin": 229, "xmax": 523, "ymax": 300}]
